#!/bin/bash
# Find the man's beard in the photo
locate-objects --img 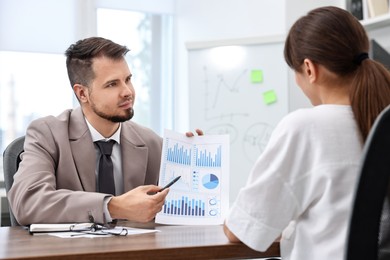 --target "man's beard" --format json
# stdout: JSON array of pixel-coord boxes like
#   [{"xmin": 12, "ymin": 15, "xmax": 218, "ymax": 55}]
[{"xmin": 92, "ymin": 105, "xmax": 134, "ymax": 123}]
